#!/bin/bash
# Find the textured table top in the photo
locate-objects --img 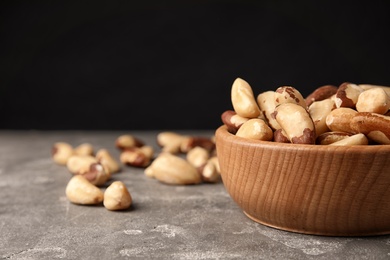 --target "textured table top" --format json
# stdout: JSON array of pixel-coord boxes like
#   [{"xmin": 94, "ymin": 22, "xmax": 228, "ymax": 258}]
[{"xmin": 1, "ymin": 130, "xmax": 390, "ymax": 260}]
